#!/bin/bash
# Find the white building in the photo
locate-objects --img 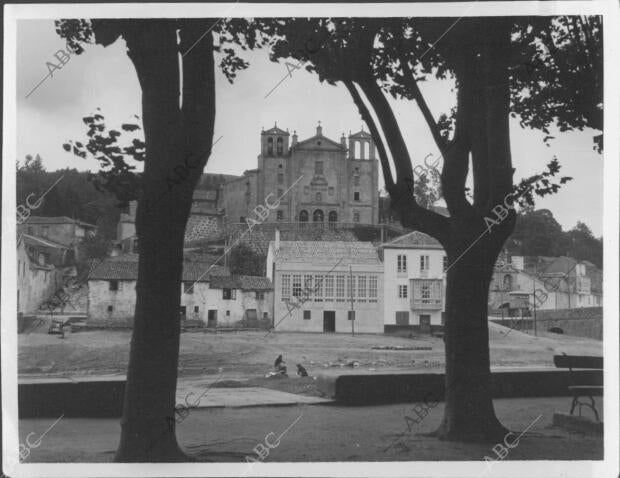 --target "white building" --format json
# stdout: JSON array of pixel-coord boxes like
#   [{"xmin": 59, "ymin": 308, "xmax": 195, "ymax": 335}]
[
  {"xmin": 266, "ymin": 234, "xmax": 384, "ymax": 333},
  {"xmin": 381, "ymin": 231, "xmax": 446, "ymax": 334},
  {"xmin": 87, "ymin": 254, "xmax": 272, "ymax": 327}
]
